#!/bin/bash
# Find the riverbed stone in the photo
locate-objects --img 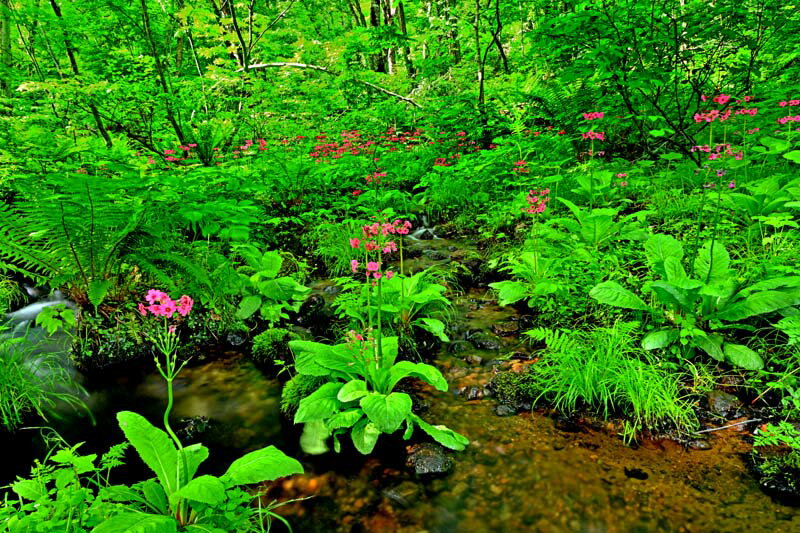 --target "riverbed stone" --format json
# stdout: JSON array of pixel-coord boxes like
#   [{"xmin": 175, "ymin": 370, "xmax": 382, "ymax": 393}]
[
  {"xmin": 383, "ymin": 481, "xmax": 421, "ymax": 508},
  {"xmin": 494, "ymin": 404, "xmax": 517, "ymax": 416},
  {"xmin": 468, "ymin": 332, "xmax": 502, "ymax": 351},
  {"xmin": 406, "ymin": 443, "xmax": 454, "ymax": 477},
  {"xmin": 707, "ymin": 390, "xmax": 742, "ymax": 418}
]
